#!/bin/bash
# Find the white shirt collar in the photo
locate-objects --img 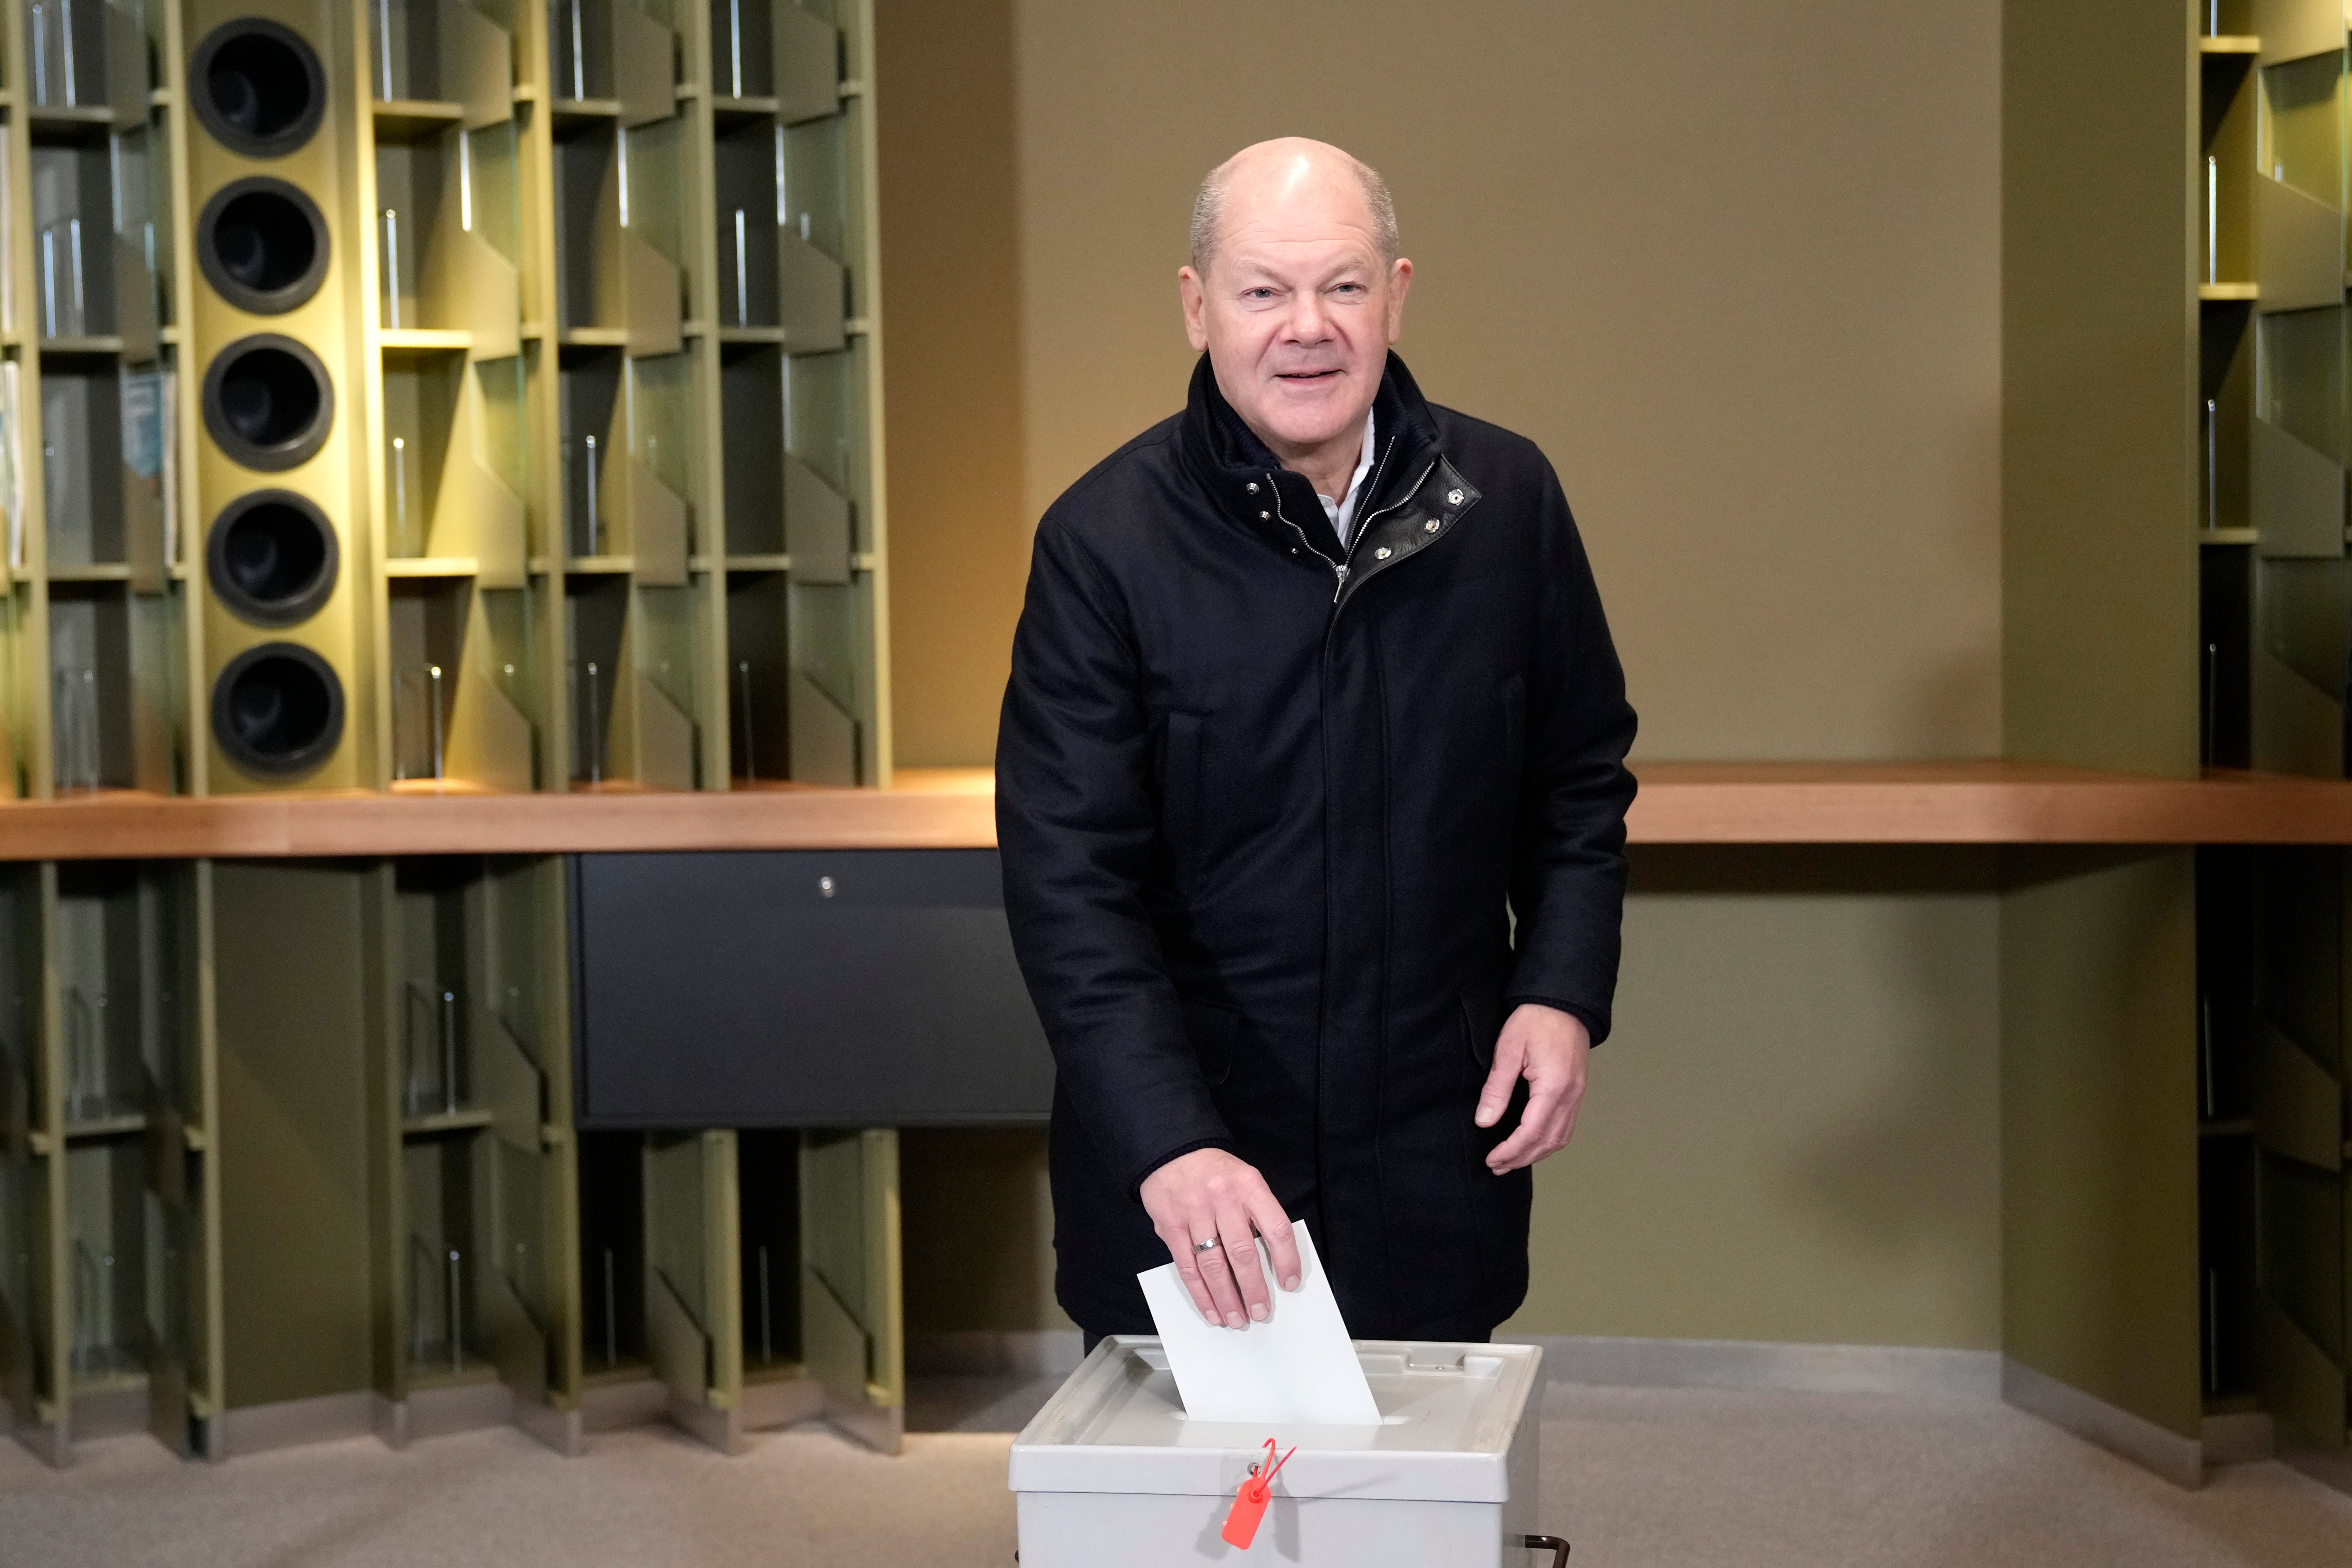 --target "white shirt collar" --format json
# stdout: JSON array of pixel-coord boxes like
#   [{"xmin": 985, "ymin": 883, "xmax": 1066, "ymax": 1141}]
[{"xmin": 1318, "ymin": 407, "xmax": 1380, "ymax": 546}]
